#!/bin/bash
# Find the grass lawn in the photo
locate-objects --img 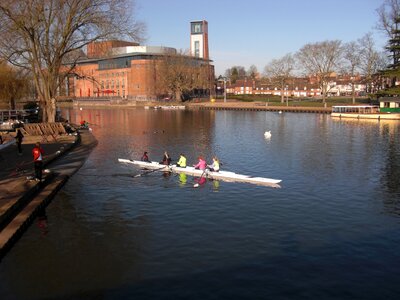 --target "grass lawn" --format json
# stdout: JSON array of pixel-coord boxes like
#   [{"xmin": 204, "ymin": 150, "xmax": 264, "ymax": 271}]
[{"xmin": 215, "ymin": 95, "xmax": 376, "ymax": 107}]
